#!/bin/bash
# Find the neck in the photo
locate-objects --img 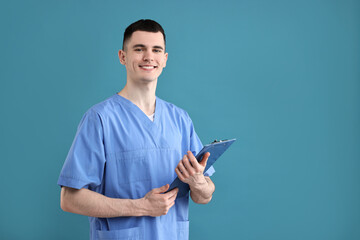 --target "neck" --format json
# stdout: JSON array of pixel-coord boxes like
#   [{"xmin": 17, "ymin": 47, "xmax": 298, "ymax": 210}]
[{"xmin": 118, "ymin": 79, "xmax": 157, "ymax": 116}]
